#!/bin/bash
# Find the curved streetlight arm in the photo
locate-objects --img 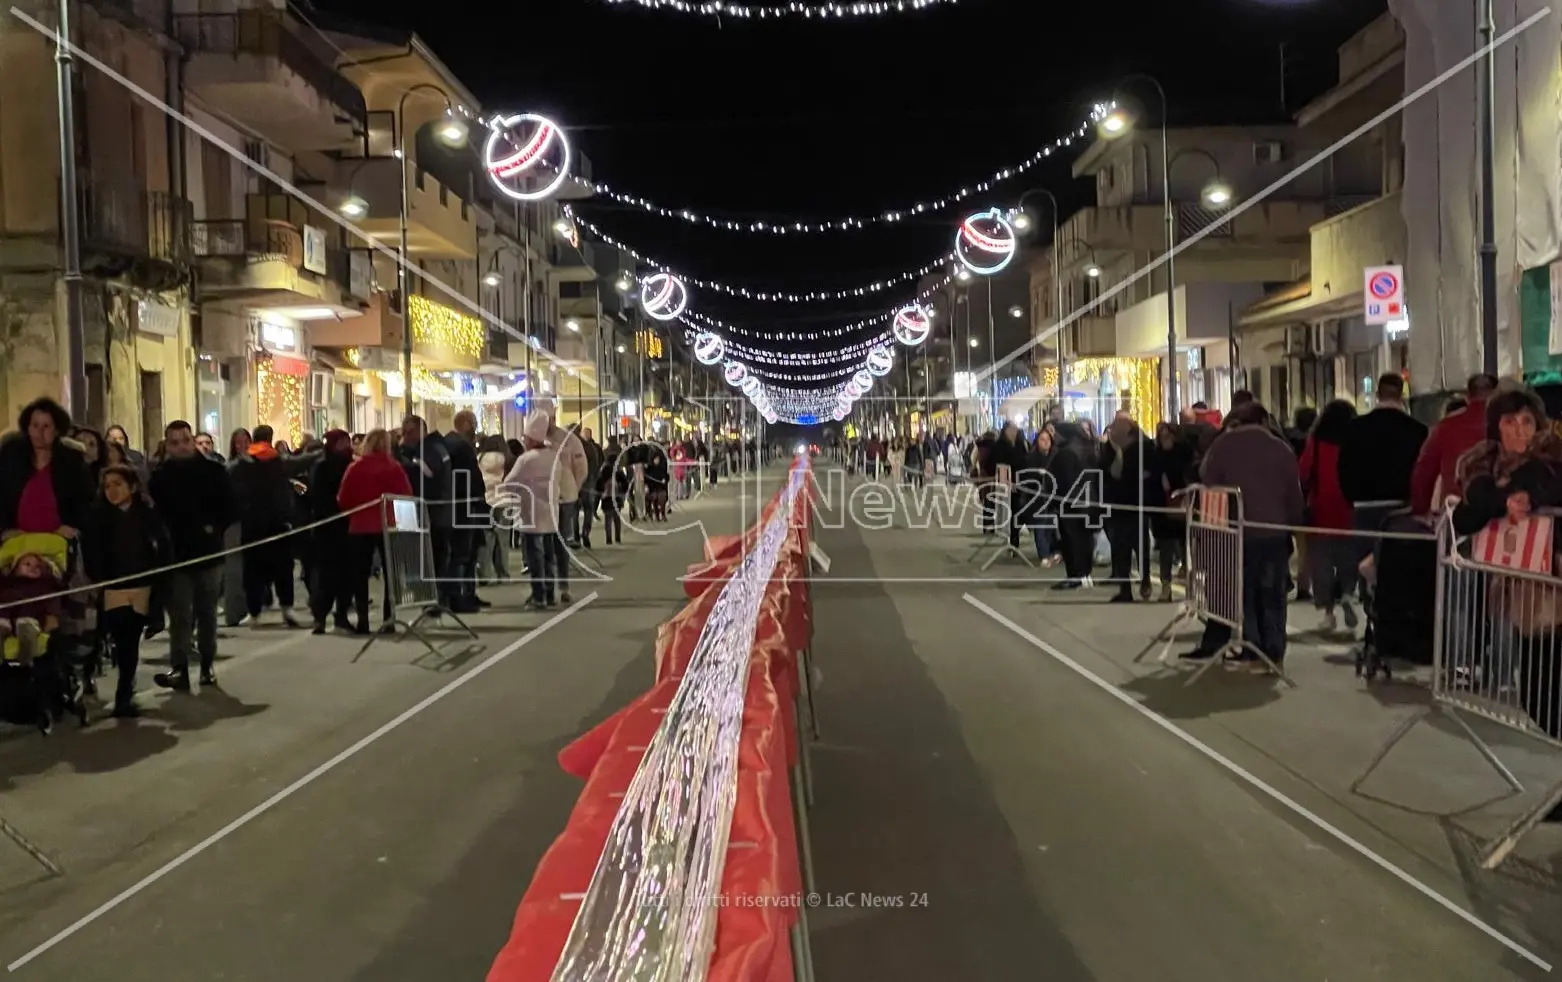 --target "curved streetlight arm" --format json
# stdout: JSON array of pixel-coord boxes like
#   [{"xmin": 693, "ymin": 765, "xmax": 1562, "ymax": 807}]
[
  {"xmin": 395, "ymin": 82, "xmax": 460, "ymax": 406},
  {"xmin": 1111, "ymin": 72, "xmax": 1181, "ymax": 418}
]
